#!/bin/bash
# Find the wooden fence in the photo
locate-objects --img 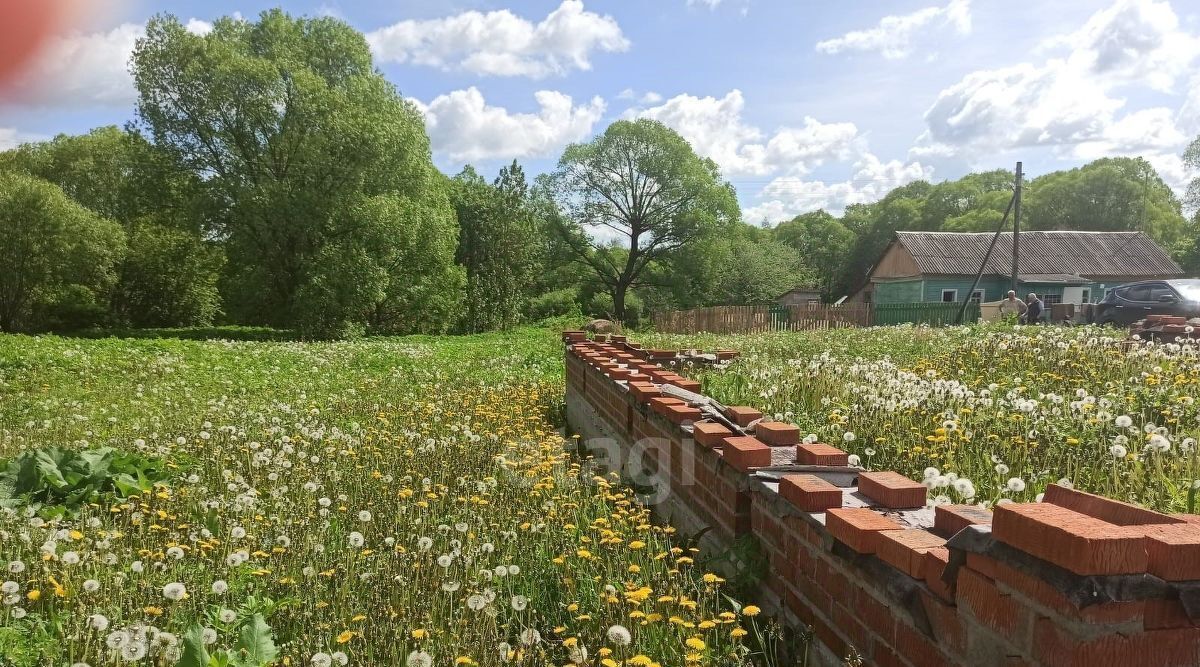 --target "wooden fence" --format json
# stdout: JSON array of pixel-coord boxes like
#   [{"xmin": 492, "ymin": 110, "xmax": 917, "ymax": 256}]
[
  {"xmin": 650, "ymin": 302, "xmax": 981, "ymax": 334},
  {"xmin": 651, "ymin": 304, "xmax": 872, "ymax": 334}
]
